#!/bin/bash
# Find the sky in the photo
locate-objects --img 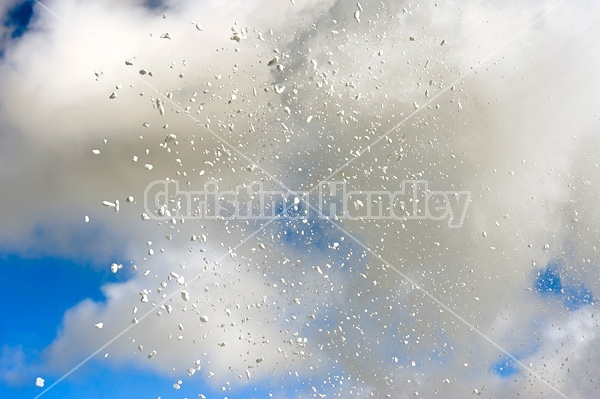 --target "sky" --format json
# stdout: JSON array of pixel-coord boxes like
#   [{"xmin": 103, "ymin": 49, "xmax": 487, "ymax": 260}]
[{"xmin": 0, "ymin": 0, "xmax": 599, "ymax": 398}]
